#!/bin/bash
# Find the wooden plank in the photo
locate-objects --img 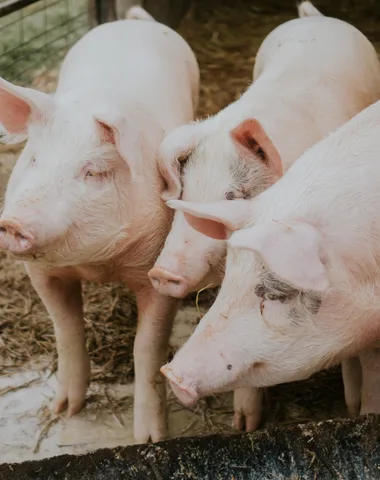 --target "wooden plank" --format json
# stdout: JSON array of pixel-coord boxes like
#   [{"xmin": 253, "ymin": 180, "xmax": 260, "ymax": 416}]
[{"xmin": 1, "ymin": 415, "xmax": 380, "ymax": 480}]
